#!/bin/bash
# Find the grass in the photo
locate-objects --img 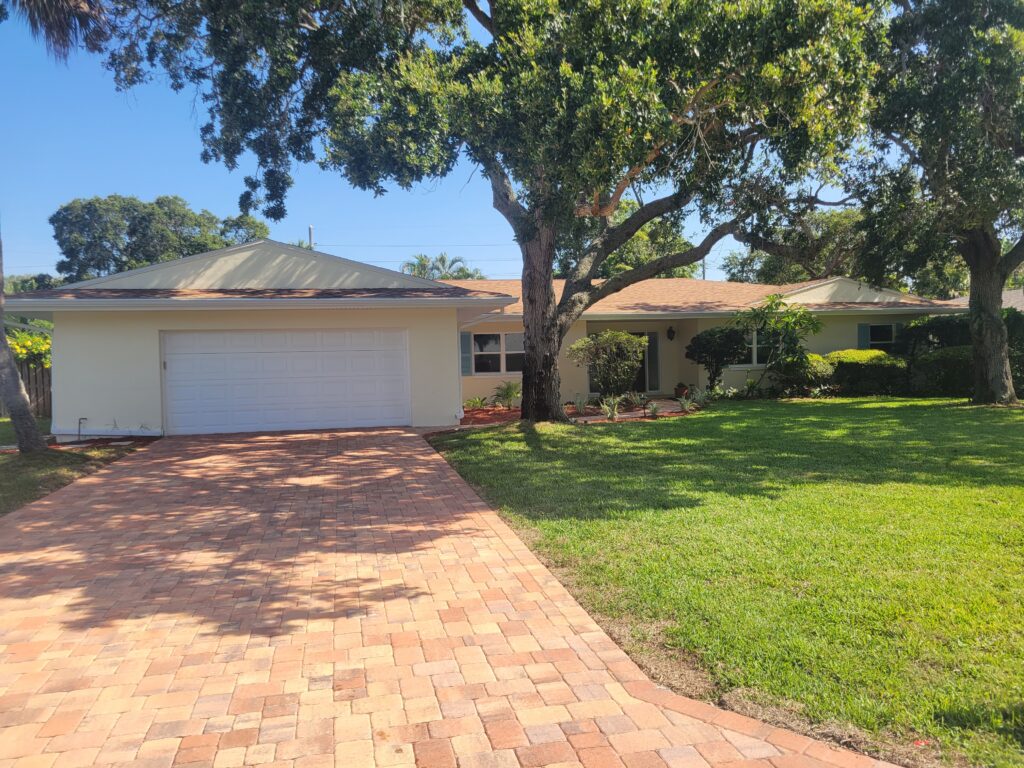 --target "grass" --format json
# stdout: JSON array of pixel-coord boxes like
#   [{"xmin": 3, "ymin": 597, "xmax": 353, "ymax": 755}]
[
  {"xmin": 429, "ymin": 398, "xmax": 1024, "ymax": 768},
  {"xmin": 0, "ymin": 429, "xmax": 132, "ymax": 518},
  {"xmin": 0, "ymin": 416, "xmax": 50, "ymax": 445}
]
